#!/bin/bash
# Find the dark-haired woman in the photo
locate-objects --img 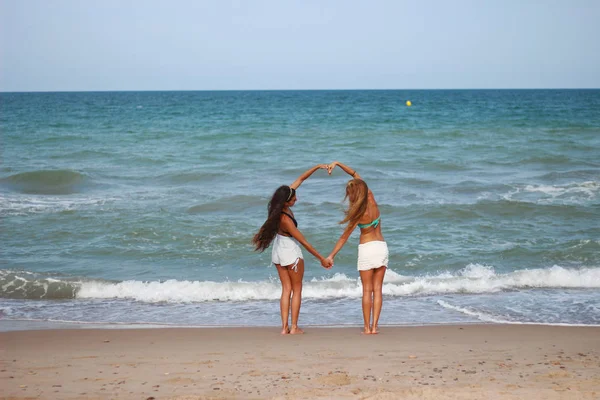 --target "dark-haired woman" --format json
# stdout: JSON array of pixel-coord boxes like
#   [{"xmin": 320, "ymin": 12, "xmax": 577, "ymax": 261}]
[
  {"xmin": 325, "ymin": 161, "xmax": 388, "ymax": 334},
  {"xmin": 253, "ymin": 164, "xmax": 332, "ymax": 335}
]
